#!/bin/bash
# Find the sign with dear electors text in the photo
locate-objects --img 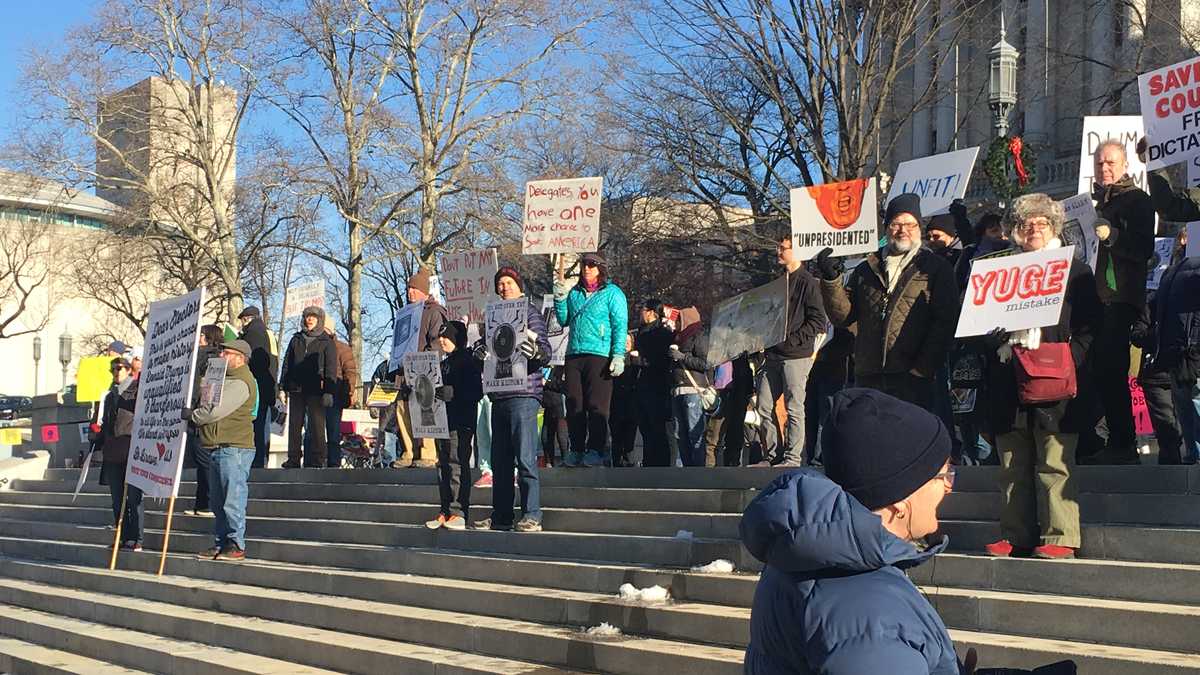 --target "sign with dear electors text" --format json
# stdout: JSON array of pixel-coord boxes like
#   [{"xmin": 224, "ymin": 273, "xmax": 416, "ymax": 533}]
[
  {"xmin": 523, "ymin": 178, "xmax": 602, "ymax": 255},
  {"xmin": 955, "ymin": 247, "xmax": 1075, "ymax": 338},
  {"xmin": 790, "ymin": 177, "xmax": 878, "ymax": 261},
  {"xmin": 1139, "ymin": 56, "xmax": 1200, "ymax": 171},
  {"xmin": 886, "ymin": 146, "xmax": 980, "ymax": 216},
  {"xmin": 440, "ymin": 248, "xmax": 498, "ymax": 325},
  {"xmin": 1078, "ymin": 116, "xmax": 1148, "ymax": 194},
  {"xmin": 126, "ymin": 288, "xmax": 204, "ymax": 499}
]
